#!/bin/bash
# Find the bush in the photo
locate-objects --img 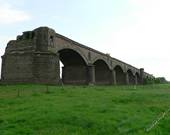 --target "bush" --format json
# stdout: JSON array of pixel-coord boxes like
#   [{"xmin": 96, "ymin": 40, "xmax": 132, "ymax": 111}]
[{"xmin": 143, "ymin": 78, "xmax": 155, "ymax": 85}]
